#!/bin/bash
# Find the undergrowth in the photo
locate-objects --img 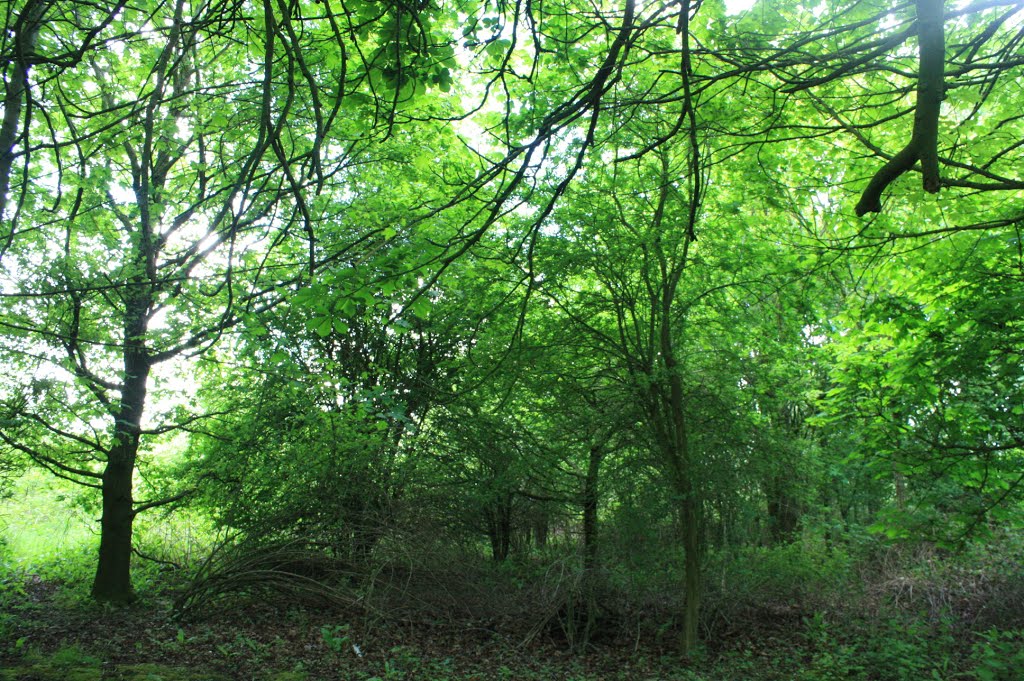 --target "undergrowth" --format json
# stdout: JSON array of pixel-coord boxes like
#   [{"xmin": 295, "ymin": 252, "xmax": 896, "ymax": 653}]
[{"xmin": 2, "ymin": 486, "xmax": 1023, "ymax": 680}]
